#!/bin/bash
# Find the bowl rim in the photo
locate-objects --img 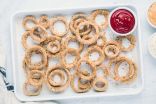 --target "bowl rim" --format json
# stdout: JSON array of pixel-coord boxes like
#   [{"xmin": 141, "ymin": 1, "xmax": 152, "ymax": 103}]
[
  {"xmin": 108, "ymin": 7, "xmax": 137, "ymax": 36},
  {"xmin": 146, "ymin": 2, "xmax": 156, "ymax": 29}
]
